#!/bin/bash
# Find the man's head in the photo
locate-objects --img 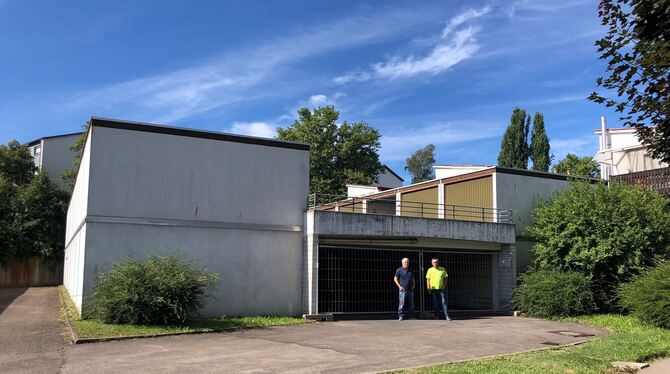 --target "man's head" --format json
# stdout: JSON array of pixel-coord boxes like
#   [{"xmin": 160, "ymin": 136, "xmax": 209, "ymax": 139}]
[
  {"xmin": 431, "ymin": 258, "xmax": 439, "ymax": 268},
  {"xmin": 401, "ymin": 257, "xmax": 409, "ymax": 269}
]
